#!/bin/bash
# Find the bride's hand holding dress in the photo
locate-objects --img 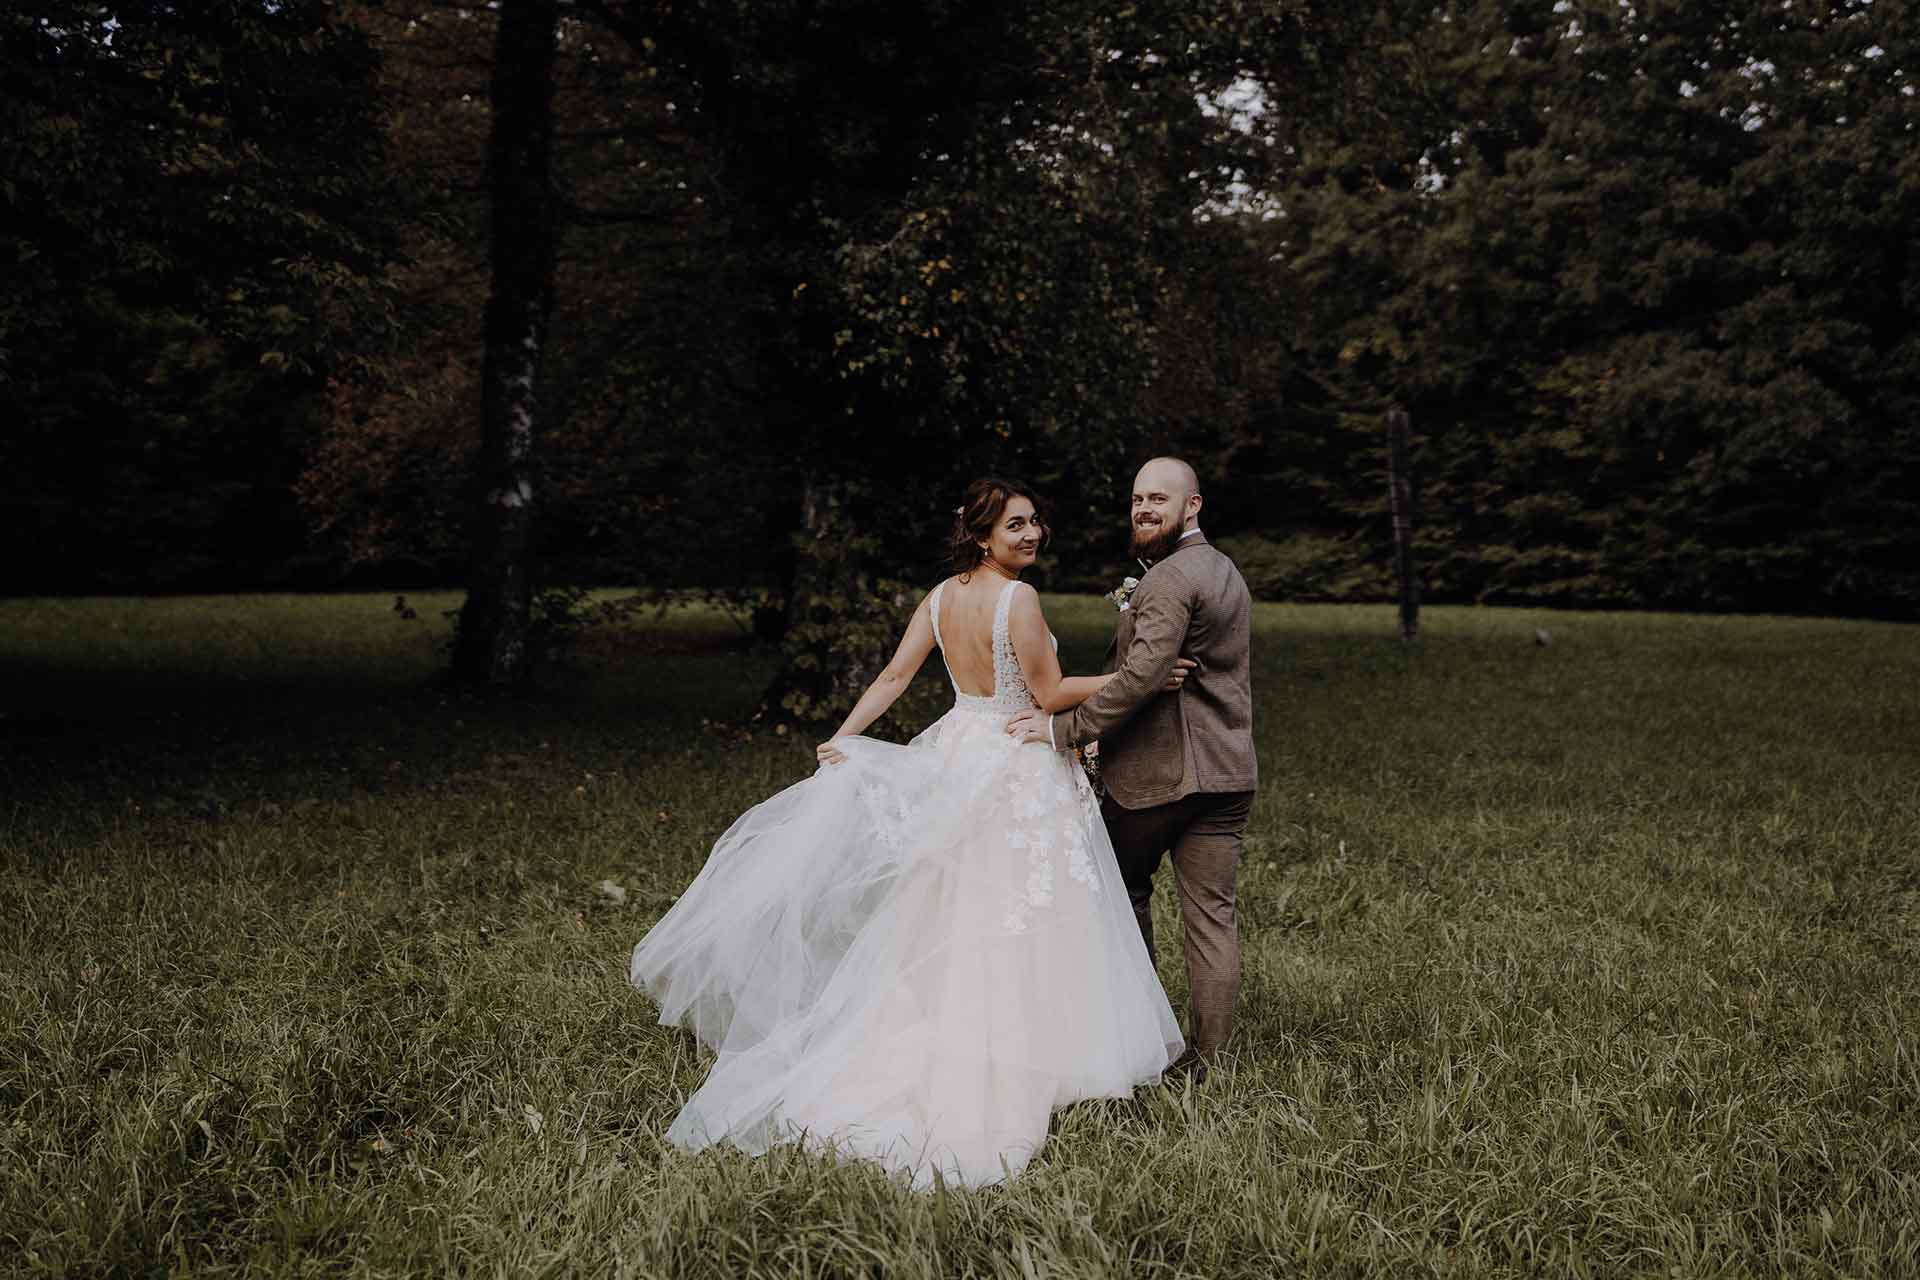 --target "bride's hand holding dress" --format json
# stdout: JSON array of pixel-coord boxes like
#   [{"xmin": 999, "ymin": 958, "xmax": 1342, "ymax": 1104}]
[{"xmin": 814, "ymin": 590, "xmax": 940, "ymax": 767}]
